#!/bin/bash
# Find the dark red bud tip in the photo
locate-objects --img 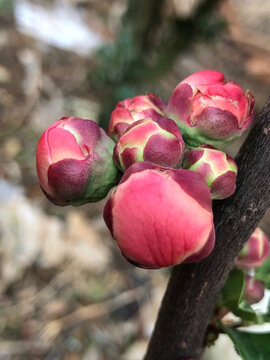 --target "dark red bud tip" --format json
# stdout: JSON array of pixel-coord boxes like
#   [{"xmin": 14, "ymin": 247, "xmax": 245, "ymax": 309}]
[
  {"xmin": 121, "ymin": 253, "xmax": 160, "ymax": 269},
  {"xmin": 103, "ymin": 193, "xmax": 115, "ymax": 236},
  {"xmin": 211, "ymin": 171, "xmax": 236, "ymax": 200},
  {"xmin": 147, "ymin": 92, "xmax": 166, "ymax": 111},
  {"xmin": 120, "ymin": 161, "xmax": 163, "ymax": 184}
]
